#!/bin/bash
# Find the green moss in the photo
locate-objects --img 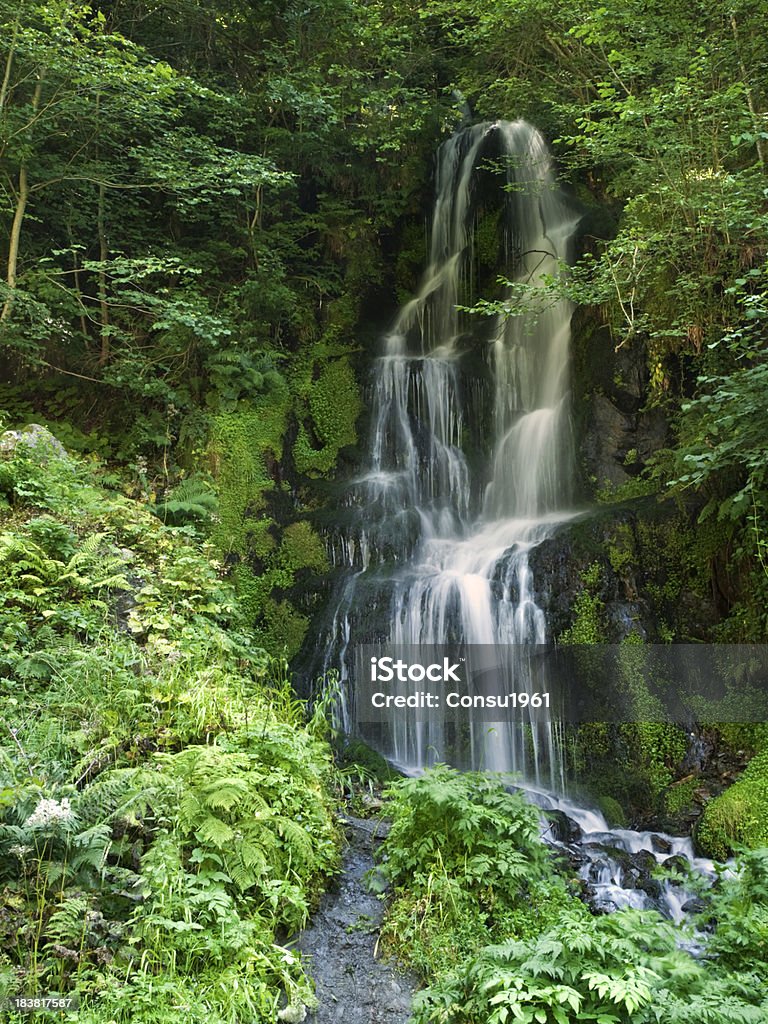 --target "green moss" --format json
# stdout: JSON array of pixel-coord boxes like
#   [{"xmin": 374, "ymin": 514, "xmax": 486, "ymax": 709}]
[
  {"xmin": 568, "ymin": 640, "xmax": 688, "ymax": 814},
  {"xmin": 475, "ymin": 207, "xmax": 502, "ymax": 269},
  {"xmin": 595, "ymin": 476, "xmax": 657, "ymax": 503},
  {"xmin": 208, "ymin": 352, "xmax": 354, "ymax": 655},
  {"xmin": 293, "ymin": 356, "xmax": 362, "ymax": 476},
  {"xmin": 664, "ymin": 777, "xmax": 697, "ymax": 818},
  {"xmin": 617, "ymin": 639, "xmax": 688, "ymax": 799},
  {"xmin": 698, "ymin": 749, "xmax": 768, "ymax": 859},
  {"xmin": 559, "ymin": 561, "xmax": 606, "ymax": 644},
  {"xmin": 210, "ymin": 383, "xmax": 291, "ymax": 555},
  {"xmin": 280, "ymin": 520, "xmax": 328, "ymax": 573},
  {"xmin": 256, "ymin": 596, "xmax": 310, "ymax": 661},
  {"xmin": 209, "ymin": 387, "xmax": 328, "ymax": 657},
  {"xmin": 597, "ymin": 795, "xmax": 627, "ymax": 827},
  {"xmin": 337, "ymin": 738, "xmax": 396, "ymax": 783},
  {"xmin": 607, "ymin": 522, "xmax": 634, "ymax": 576}
]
